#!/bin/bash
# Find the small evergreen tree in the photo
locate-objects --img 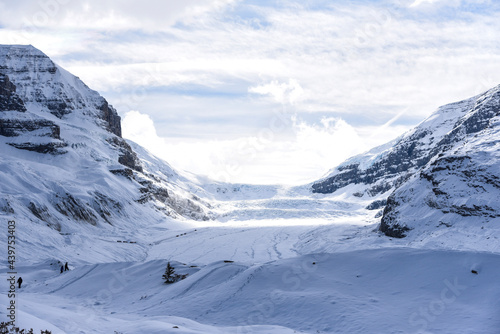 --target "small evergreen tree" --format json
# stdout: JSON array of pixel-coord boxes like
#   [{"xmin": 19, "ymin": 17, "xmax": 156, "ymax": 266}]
[{"xmin": 162, "ymin": 262, "xmax": 176, "ymax": 284}]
